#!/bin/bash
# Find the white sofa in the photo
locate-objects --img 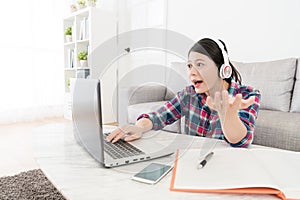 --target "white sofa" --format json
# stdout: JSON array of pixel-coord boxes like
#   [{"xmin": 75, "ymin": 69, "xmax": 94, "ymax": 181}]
[{"xmin": 119, "ymin": 58, "xmax": 300, "ymax": 151}]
